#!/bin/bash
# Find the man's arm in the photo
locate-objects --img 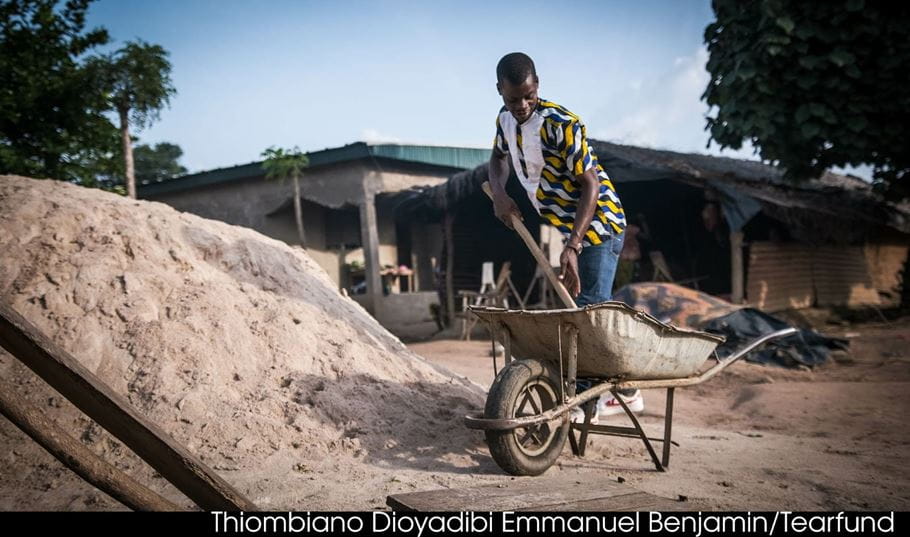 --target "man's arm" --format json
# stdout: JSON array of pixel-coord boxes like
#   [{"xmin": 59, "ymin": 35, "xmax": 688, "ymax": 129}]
[
  {"xmin": 558, "ymin": 167, "xmax": 599, "ymax": 297},
  {"xmin": 489, "ymin": 148, "xmax": 522, "ymax": 229}
]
